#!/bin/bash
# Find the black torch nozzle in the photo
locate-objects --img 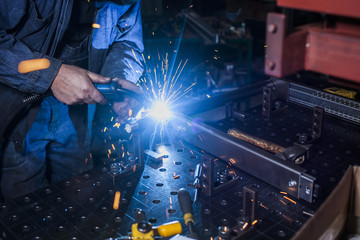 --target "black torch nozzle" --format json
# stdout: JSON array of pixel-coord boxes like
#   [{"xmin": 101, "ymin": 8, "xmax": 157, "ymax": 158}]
[{"xmin": 95, "ymin": 81, "xmax": 145, "ymax": 104}]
